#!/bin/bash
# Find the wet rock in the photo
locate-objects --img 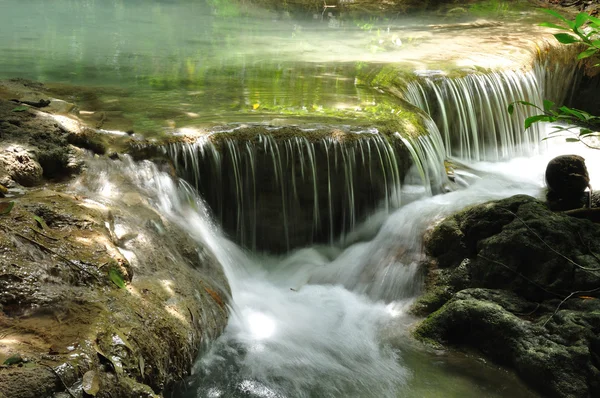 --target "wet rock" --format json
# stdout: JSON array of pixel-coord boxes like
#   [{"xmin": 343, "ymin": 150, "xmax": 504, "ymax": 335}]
[
  {"xmin": 545, "ymin": 154, "xmax": 590, "ymax": 211},
  {"xmin": 66, "ymin": 128, "xmax": 107, "ymax": 155},
  {"xmin": 414, "ymin": 195, "xmax": 600, "ymax": 397},
  {"xmin": 0, "ymin": 173, "xmax": 230, "ymax": 397},
  {"xmin": 0, "ymin": 80, "xmax": 137, "ymax": 176},
  {"xmin": 415, "ymin": 288, "xmax": 600, "ymax": 398},
  {"xmin": 0, "ymin": 145, "xmax": 43, "ymax": 186}
]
